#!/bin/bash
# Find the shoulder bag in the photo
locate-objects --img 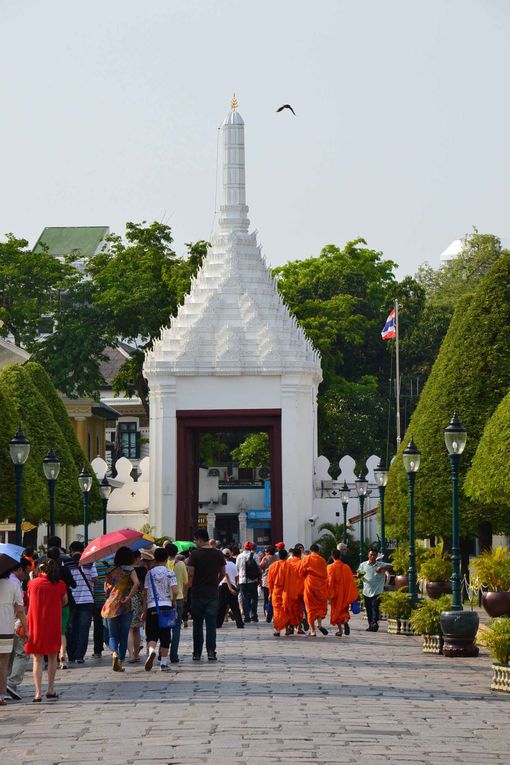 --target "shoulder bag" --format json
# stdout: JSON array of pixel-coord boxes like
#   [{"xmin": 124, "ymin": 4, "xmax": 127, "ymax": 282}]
[{"xmin": 149, "ymin": 571, "xmax": 177, "ymax": 629}]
